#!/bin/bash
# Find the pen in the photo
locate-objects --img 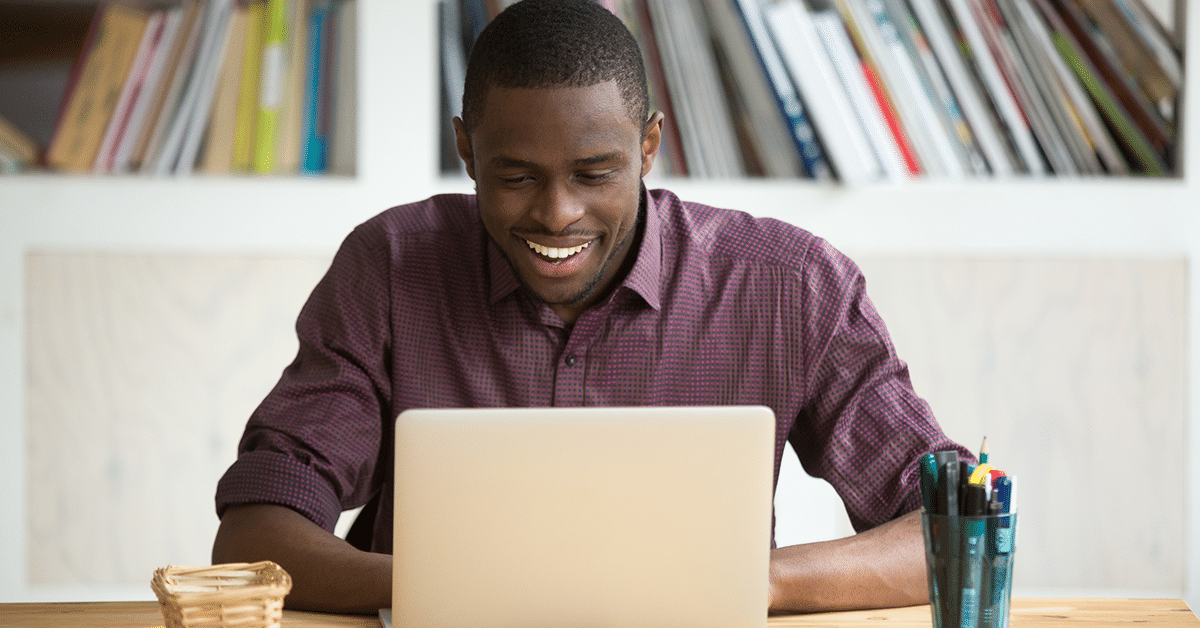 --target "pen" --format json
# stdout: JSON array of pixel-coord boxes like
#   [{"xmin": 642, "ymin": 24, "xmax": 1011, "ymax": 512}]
[
  {"xmin": 987, "ymin": 476, "xmax": 1015, "ymax": 628},
  {"xmin": 961, "ymin": 484, "xmax": 987, "ymax": 628},
  {"xmin": 939, "ymin": 460, "xmax": 960, "ymax": 517}
]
